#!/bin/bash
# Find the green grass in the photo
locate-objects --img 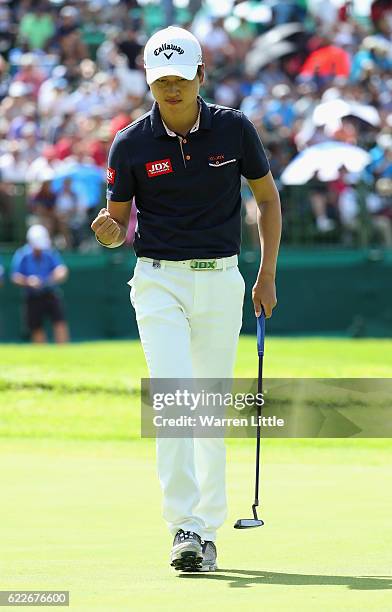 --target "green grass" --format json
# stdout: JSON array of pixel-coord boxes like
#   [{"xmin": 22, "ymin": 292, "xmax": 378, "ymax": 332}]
[
  {"xmin": 1, "ymin": 338, "xmax": 392, "ymax": 393},
  {"xmin": 0, "ymin": 338, "xmax": 391, "ymax": 611},
  {"xmin": 1, "ymin": 338, "xmax": 391, "ymax": 441}
]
